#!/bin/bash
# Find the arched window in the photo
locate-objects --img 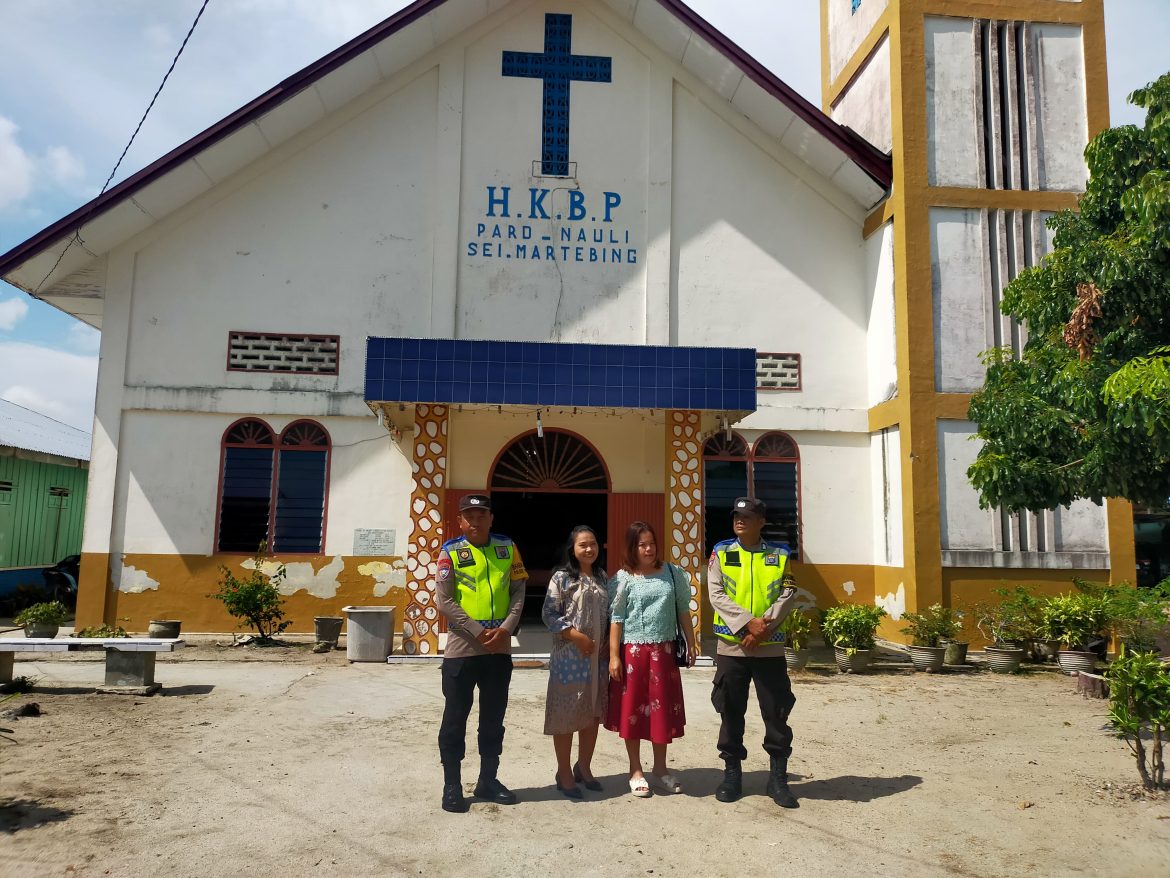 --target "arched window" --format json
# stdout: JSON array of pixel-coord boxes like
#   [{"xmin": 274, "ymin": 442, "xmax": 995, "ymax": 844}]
[
  {"xmin": 491, "ymin": 430, "xmax": 609, "ymax": 491},
  {"xmin": 752, "ymin": 432, "xmax": 801, "ymax": 556},
  {"xmin": 701, "ymin": 430, "xmax": 801, "ymax": 558},
  {"xmin": 216, "ymin": 418, "xmax": 330, "ymax": 553}
]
